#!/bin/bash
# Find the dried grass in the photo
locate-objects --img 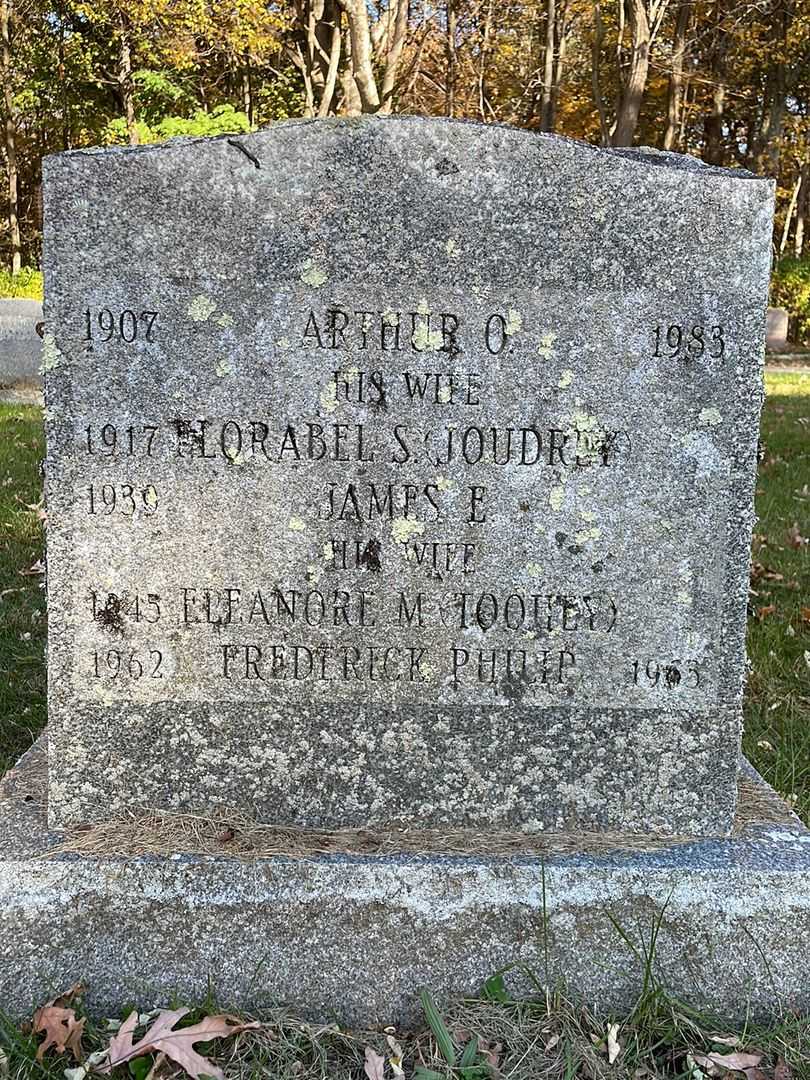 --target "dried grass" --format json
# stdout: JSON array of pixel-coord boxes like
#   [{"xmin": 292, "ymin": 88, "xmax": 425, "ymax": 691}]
[{"xmin": 42, "ymin": 774, "xmax": 800, "ymax": 862}]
